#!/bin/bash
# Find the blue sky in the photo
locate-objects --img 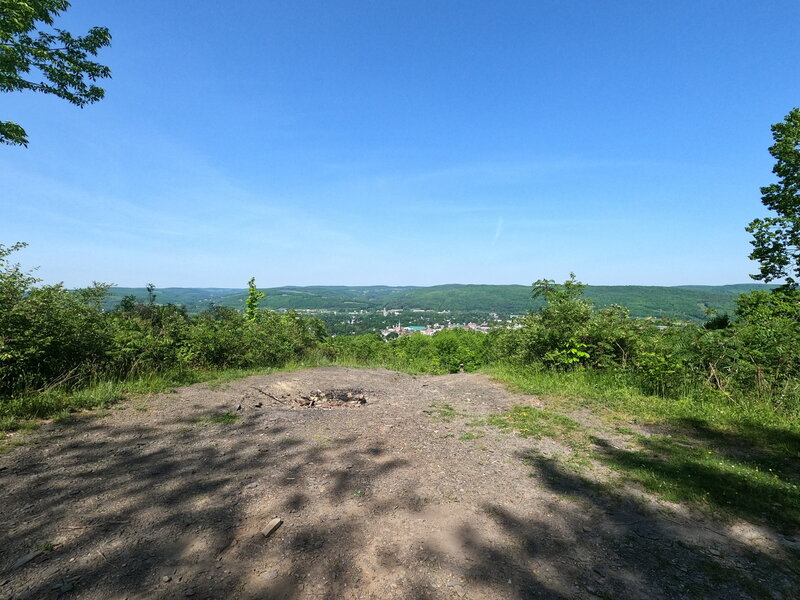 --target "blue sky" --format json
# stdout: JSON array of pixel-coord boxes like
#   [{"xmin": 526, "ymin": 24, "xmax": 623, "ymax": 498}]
[{"xmin": 2, "ymin": 0, "xmax": 799, "ymax": 288}]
